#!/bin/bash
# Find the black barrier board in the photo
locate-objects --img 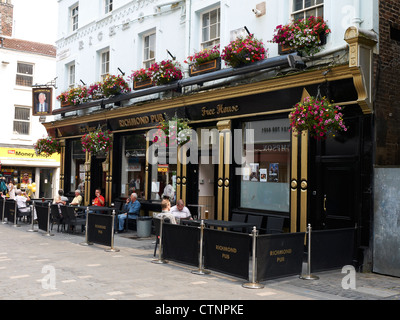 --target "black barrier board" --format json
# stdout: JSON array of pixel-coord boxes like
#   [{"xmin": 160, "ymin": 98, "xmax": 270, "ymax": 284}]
[
  {"xmin": 87, "ymin": 213, "xmax": 113, "ymax": 247},
  {"xmin": 0, "ymin": 198, "xmax": 4, "ymax": 221},
  {"xmin": 203, "ymin": 229, "xmax": 250, "ymax": 280},
  {"xmin": 4, "ymin": 201, "xmax": 16, "ymax": 223},
  {"xmin": 162, "ymin": 224, "xmax": 200, "ymax": 266},
  {"xmin": 310, "ymin": 228, "xmax": 355, "ymax": 273},
  {"xmin": 256, "ymin": 232, "xmax": 305, "ymax": 282},
  {"xmin": 36, "ymin": 205, "xmax": 49, "ymax": 232}
]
